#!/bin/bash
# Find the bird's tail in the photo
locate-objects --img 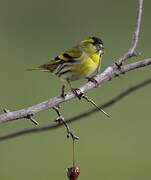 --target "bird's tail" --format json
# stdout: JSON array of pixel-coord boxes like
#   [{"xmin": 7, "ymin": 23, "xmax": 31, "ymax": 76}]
[
  {"xmin": 25, "ymin": 64, "xmax": 49, "ymax": 72},
  {"xmin": 25, "ymin": 67, "xmax": 41, "ymax": 71}
]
